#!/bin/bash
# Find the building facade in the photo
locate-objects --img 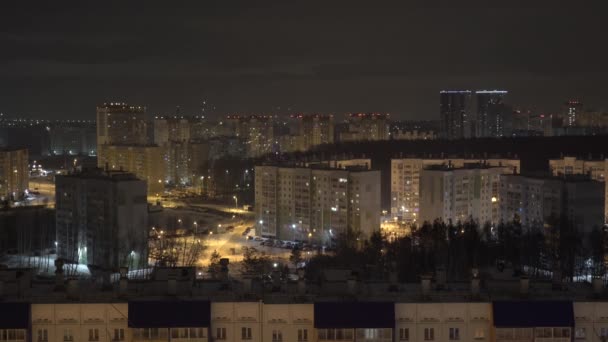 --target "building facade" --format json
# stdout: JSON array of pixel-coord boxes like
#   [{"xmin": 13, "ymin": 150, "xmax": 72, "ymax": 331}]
[
  {"xmin": 97, "ymin": 145, "xmax": 165, "ymax": 195},
  {"xmin": 391, "ymin": 158, "xmax": 520, "ymax": 223},
  {"xmin": 298, "ymin": 114, "xmax": 335, "ymax": 150},
  {"xmin": 0, "ymin": 147, "xmax": 29, "ymax": 201},
  {"xmin": 96, "ymin": 103, "xmax": 147, "ymax": 146},
  {"xmin": 226, "ymin": 115, "xmax": 275, "ymax": 158},
  {"xmin": 55, "ymin": 169, "xmax": 148, "ymax": 270},
  {"xmin": 549, "ymin": 157, "xmax": 608, "ymax": 223},
  {"xmin": 255, "ymin": 165, "xmax": 381, "ymax": 242},
  {"xmin": 419, "ymin": 165, "xmax": 510, "ymax": 225},
  {"xmin": 340, "ymin": 113, "xmax": 390, "ymax": 142},
  {"xmin": 3, "ymin": 298, "xmax": 608, "ymax": 342},
  {"xmin": 475, "ymin": 90, "xmax": 512, "ymax": 138},
  {"xmin": 500, "ymin": 174, "xmax": 605, "ymax": 232},
  {"xmin": 440, "ymin": 91, "xmax": 473, "ymax": 140}
]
